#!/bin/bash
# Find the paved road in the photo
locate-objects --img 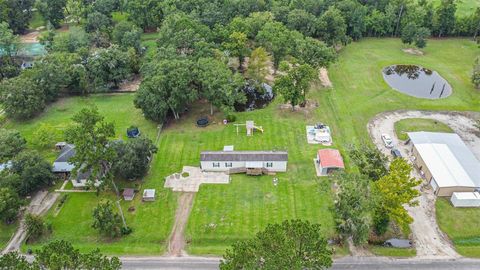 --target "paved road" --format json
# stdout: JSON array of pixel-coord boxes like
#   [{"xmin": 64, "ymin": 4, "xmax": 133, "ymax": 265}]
[{"xmin": 120, "ymin": 256, "xmax": 480, "ymax": 270}]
